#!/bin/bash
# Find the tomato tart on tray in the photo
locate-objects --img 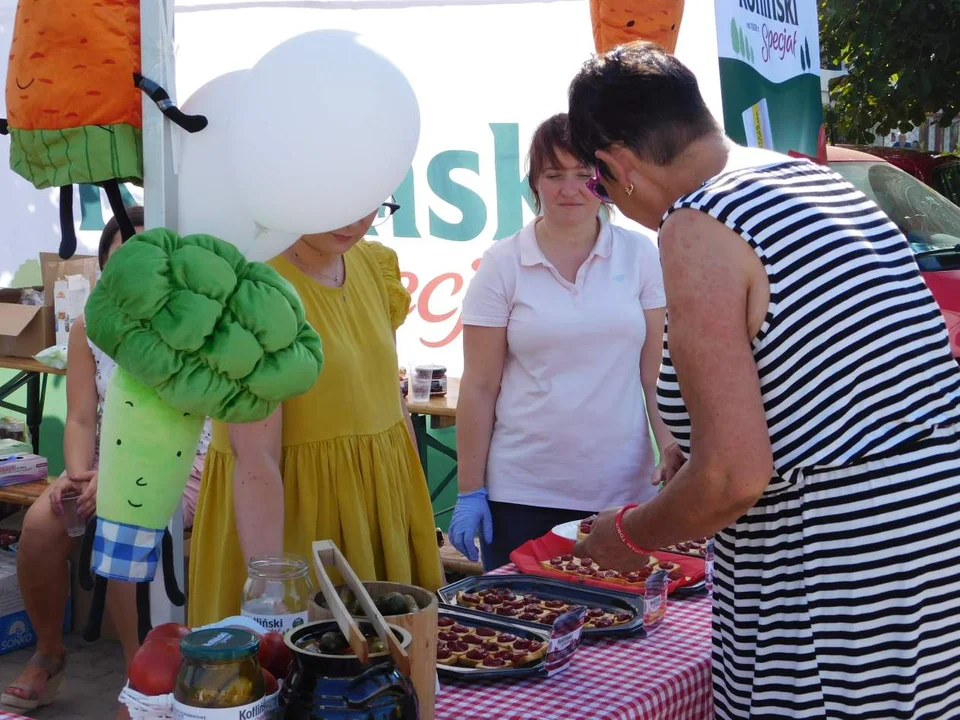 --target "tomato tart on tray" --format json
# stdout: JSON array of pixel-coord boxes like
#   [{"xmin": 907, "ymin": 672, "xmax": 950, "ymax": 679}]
[
  {"xmin": 454, "ymin": 586, "xmax": 634, "ymax": 630},
  {"xmin": 512, "ymin": 530, "xmax": 706, "ymax": 595},
  {"xmin": 436, "ymin": 614, "xmax": 548, "ymax": 672},
  {"xmin": 558, "ymin": 515, "xmax": 710, "ymax": 559}
]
